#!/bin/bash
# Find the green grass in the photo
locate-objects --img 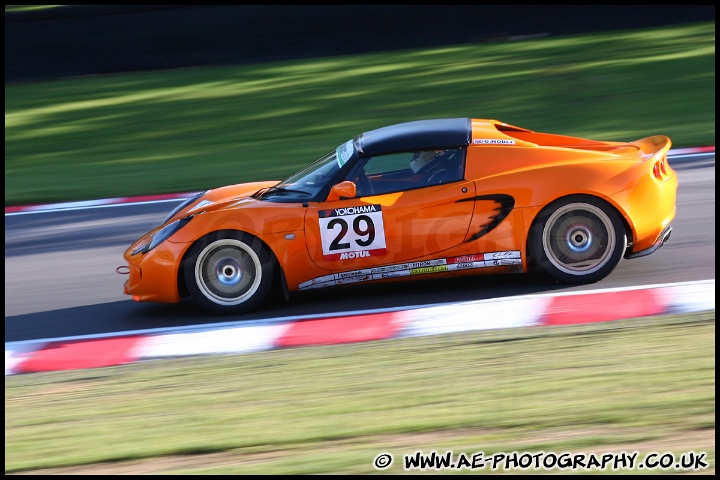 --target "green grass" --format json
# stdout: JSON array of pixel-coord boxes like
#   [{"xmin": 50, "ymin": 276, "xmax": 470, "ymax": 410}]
[
  {"xmin": 5, "ymin": 22, "xmax": 715, "ymax": 206},
  {"xmin": 5, "ymin": 312, "xmax": 715, "ymax": 474},
  {"xmin": 5, "ymin": 5, "xmax": 63, "ymax": 13}
]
